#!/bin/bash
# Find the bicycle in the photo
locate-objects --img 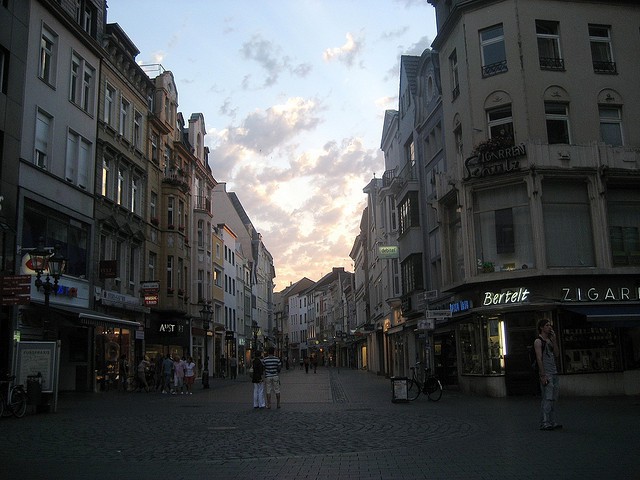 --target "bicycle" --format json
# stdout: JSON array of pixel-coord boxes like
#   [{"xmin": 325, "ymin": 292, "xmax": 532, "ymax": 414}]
[
  {"xmin": 407, "ymin": 362, "xmax": 443, "ymax": 402},
  {"xmin": 0, "ymin": 375, "xmax": 28, "ymax": 418}
]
